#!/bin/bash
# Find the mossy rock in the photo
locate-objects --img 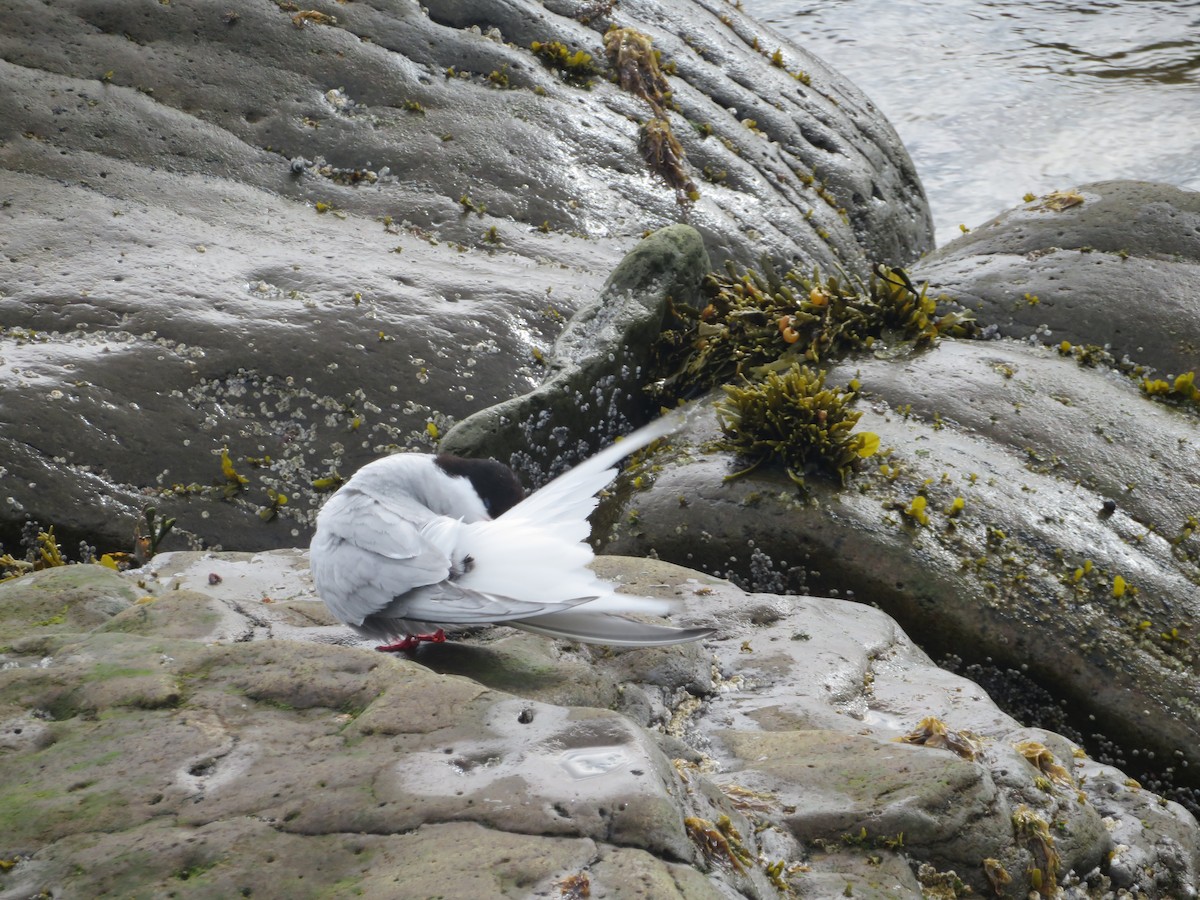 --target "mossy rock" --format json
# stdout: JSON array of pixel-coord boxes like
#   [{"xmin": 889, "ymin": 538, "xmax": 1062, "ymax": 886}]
[{"xmin": 0, "ymin": 566, "xmax": 137, "ymax": 646}]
